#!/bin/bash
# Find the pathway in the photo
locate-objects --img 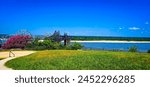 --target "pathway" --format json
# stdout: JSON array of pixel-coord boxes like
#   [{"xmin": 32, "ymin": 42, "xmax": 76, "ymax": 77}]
[{"xmin": 0, "ymin": 51, "xmax": 35, "ymax": 70}]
